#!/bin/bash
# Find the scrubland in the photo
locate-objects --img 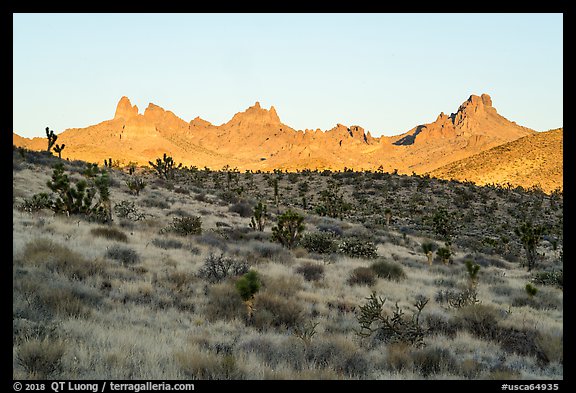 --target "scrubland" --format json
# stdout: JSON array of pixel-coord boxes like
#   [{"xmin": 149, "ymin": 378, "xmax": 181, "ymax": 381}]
[{"xmin": 12, "ymin": 149, "xmax": 563, "ymax": 380}]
